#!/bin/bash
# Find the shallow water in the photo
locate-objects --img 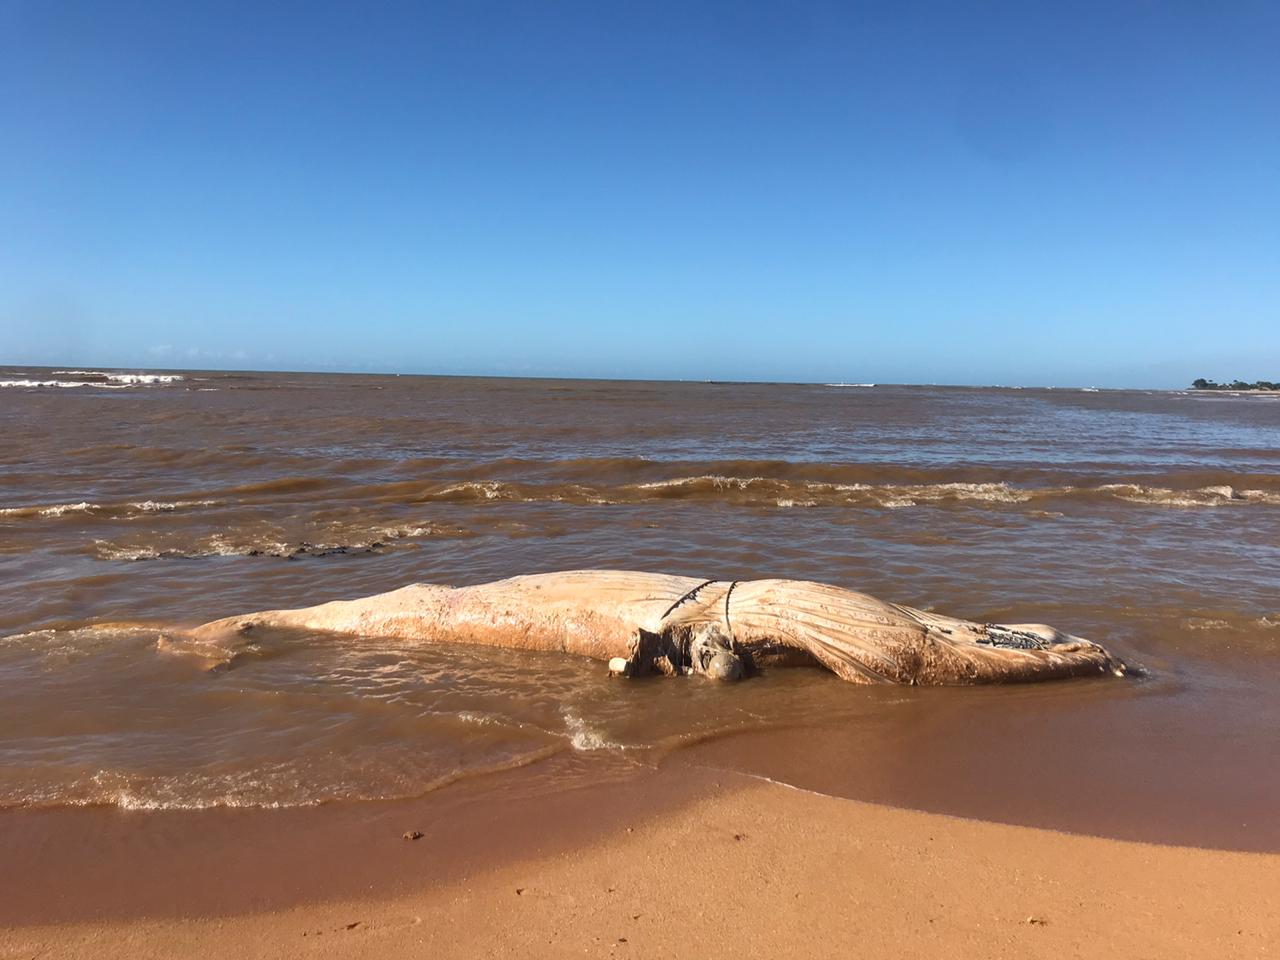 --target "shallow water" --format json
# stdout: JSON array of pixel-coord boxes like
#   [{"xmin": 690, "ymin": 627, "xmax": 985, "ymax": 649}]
[{"xmin": 1, "ymin": 367, "xmax": 1277, "ymax": 844}]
